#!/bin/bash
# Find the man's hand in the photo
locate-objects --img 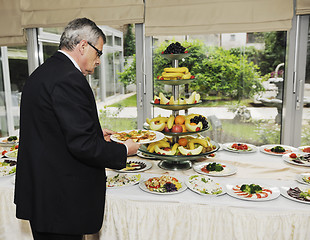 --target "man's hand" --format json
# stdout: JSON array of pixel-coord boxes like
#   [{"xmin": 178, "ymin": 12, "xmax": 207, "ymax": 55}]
[
  {"xmin": 102, "ymin": 128, "xmax": 116, "ymax": 142},
  {"xmin": 124, "ymin": 139, "xmax": 140, "ymax": 156}
]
